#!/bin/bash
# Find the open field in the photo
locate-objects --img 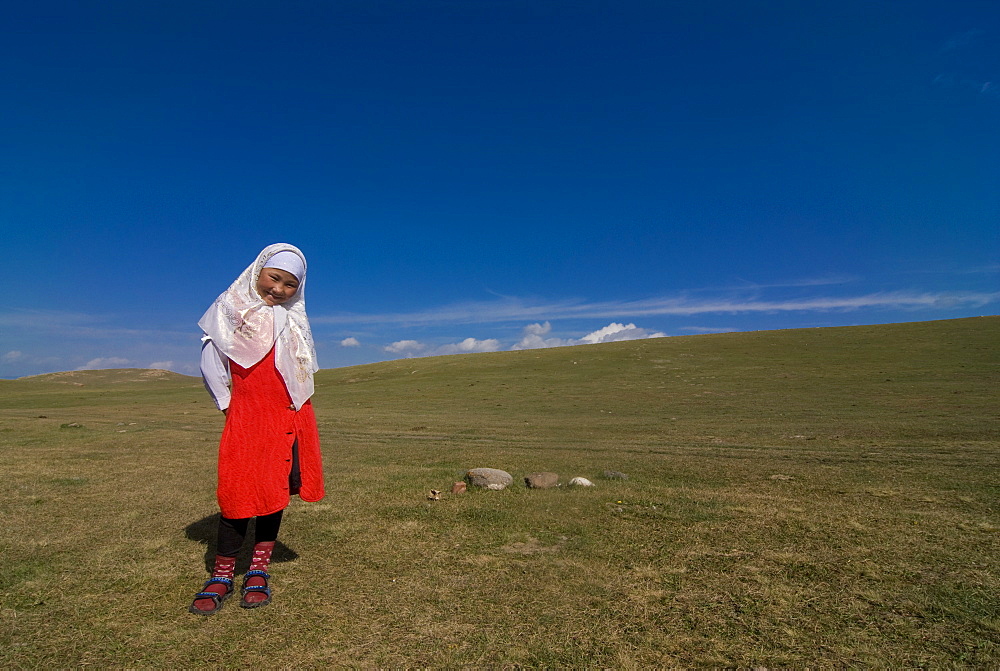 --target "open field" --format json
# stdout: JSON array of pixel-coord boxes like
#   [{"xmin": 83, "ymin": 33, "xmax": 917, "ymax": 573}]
[{"xmin": 1, "ymin": 317, "xmax": 998, "ymax": 666}]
